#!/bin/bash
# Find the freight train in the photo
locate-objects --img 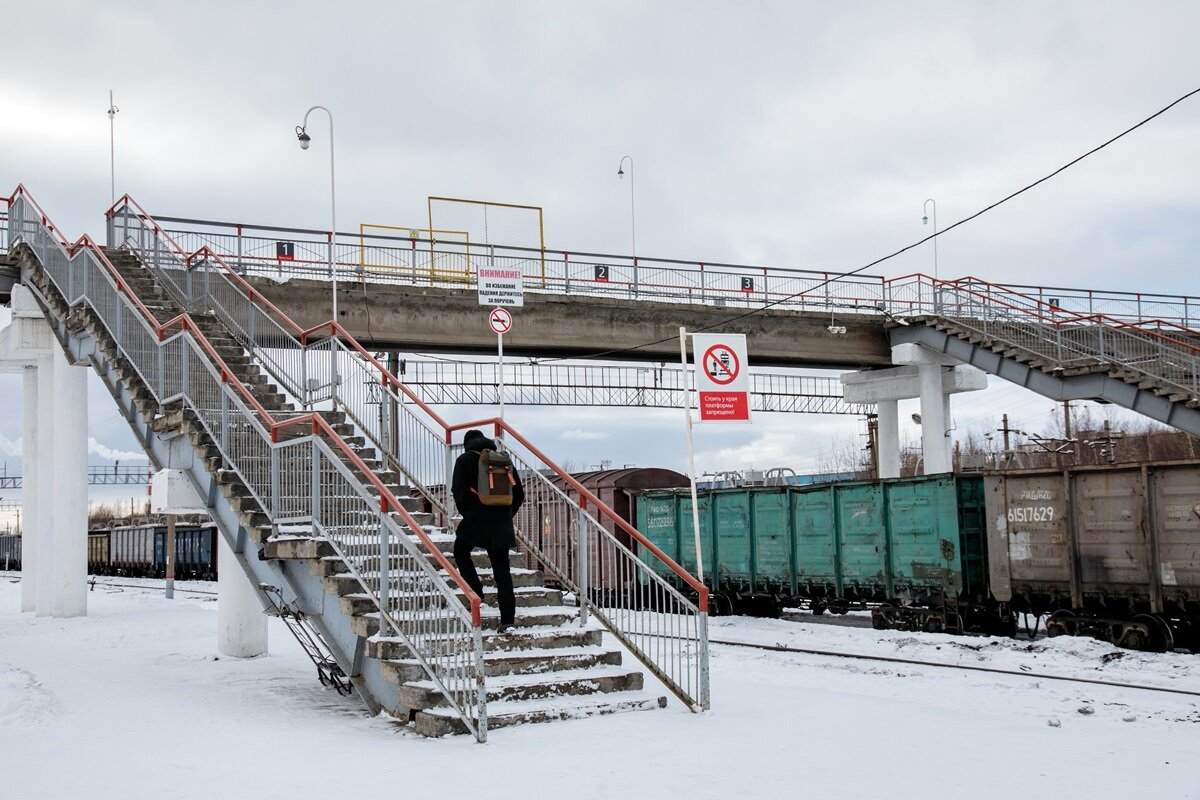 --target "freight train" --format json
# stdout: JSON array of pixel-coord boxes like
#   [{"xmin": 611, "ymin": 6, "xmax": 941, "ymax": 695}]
[
  {"xmin": 0, "ymin": 521, "xmax": 218, "ymax": 580},
  {"xmin": 630, "ymin": 461, "xmax": 1200, "ymax": 652}
]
